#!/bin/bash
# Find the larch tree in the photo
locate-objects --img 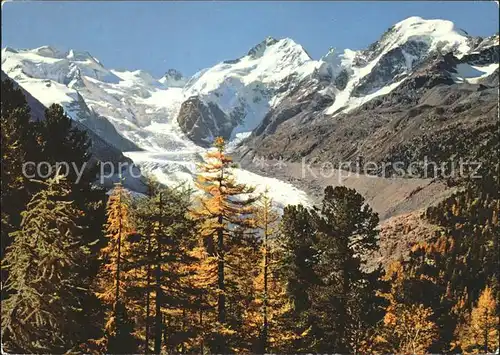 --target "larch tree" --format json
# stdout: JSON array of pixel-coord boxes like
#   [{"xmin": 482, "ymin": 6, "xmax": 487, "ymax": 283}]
[
  {"xmin": 185, "ymin": 244, "xmax": 219, "ymax": 354},
  {"xmin": 192, "ymin": 136, "xmax": 258, "ymax": 353},
  {"xmin": 128, "ymin": 179, "xmax": 199, "ymax": 354},
  {"xmin": 246, "ymin": 190, "xmax": 295, "ymax": 353},
  {"xmin": 150, "ymin": 185, "xmax": 198, "ymax": 354},
  {"xmin": 123, "ymin": 177, "xmax": 160, "ymax": 353},
  {"xmin": 379, "ymin": 301, "xmax": 439, "ymax": 354},
  {"xmin": 373, "ymin": 261, "xmax": 438, "ymax": 355},
  {"xmin": 1, "ymin": 175, "xmax": 90, "ymax": 353},
  {"xmin": 456, "ymin": 286, "xmax": 499, "ymax": 353},
  {"xmin": 95, "ymin": 182, "xmax": 137, "ymax": 354}
]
